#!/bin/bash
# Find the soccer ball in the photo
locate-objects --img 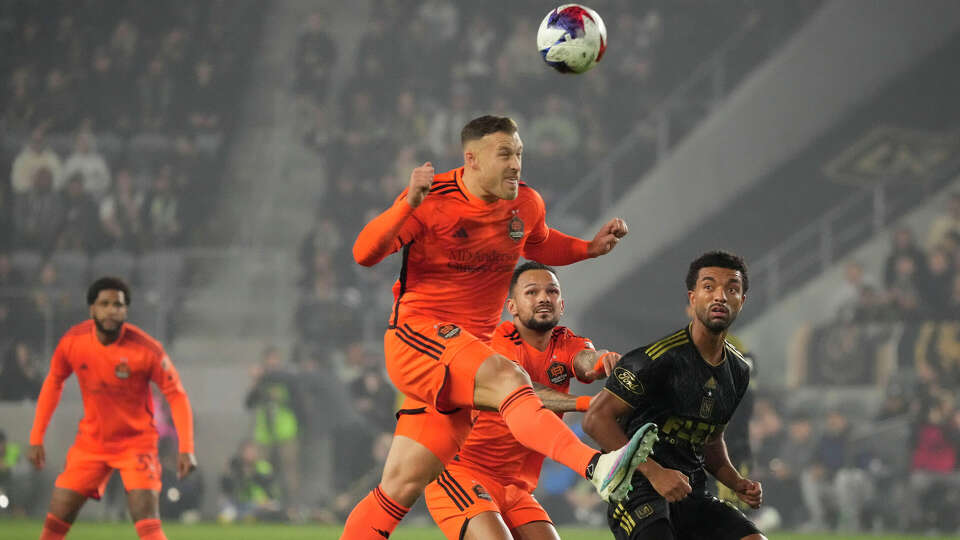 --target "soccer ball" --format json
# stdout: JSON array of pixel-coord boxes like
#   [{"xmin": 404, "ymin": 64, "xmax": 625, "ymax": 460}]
[{"xmin": 537, "ymin": 4, "xmax": 607, "ymax": 74}]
